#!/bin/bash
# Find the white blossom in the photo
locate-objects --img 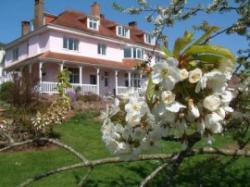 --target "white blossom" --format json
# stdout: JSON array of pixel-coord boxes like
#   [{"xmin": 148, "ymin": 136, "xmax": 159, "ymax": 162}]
[
  {"xmin": 180, "ymin": 68, "xmax": 189, "ymax": 80},
  {"xmin": 205, "ymin": 113, "xmax": 223, "ymax": 134},
  {"xmin": 189, "ymin": 68, "xmax": 202, "ymax": 83},
  {"xmin": 152, "ymin": 59, "xmax": 181, "ymax": 90},
  {"xmin": 203, "ymin": 95, "xmax": 221, "ymax": 112},
  {"xmin": 101, "ymin": 53, "xmax": 235, "ymax": 158}
]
